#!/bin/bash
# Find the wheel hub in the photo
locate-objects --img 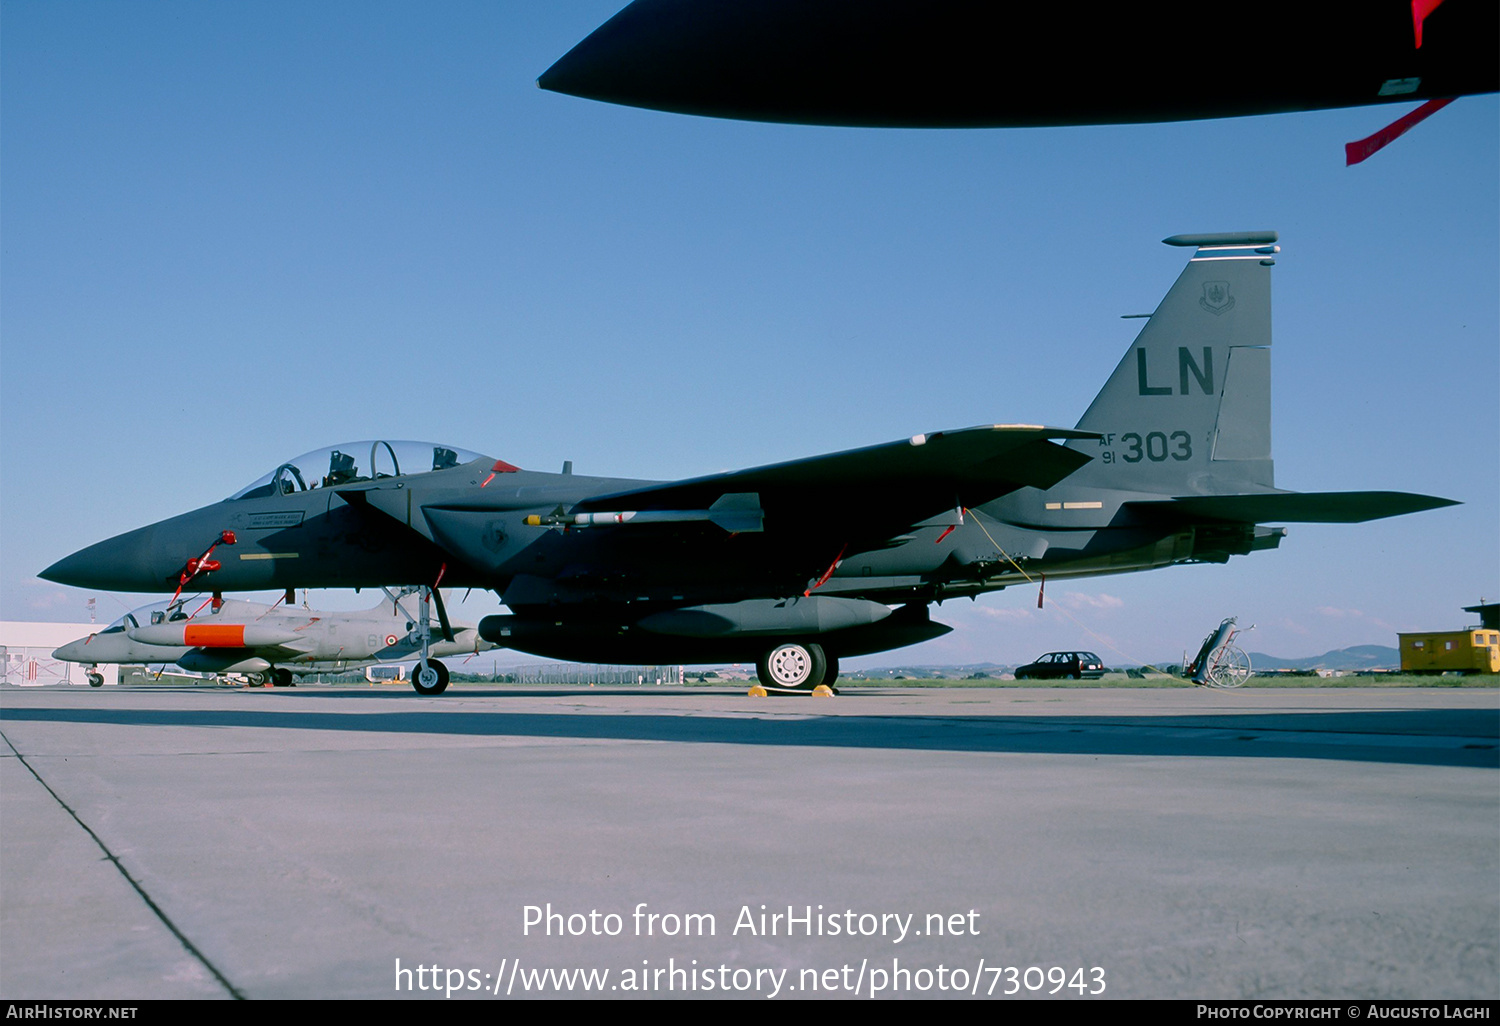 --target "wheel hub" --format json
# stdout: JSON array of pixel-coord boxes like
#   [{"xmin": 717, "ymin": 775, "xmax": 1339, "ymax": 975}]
[{"xmin": 768, "ymin": 645, "xmax": 811, "ymax": 687}]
